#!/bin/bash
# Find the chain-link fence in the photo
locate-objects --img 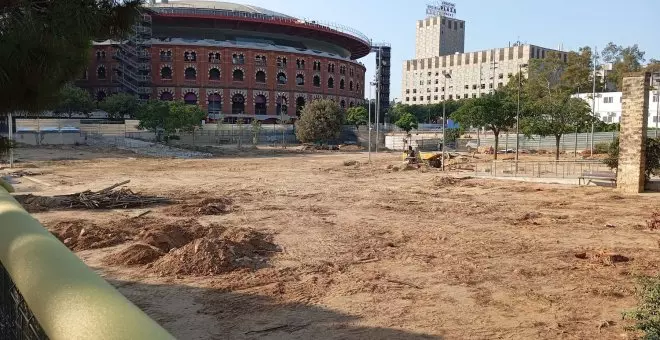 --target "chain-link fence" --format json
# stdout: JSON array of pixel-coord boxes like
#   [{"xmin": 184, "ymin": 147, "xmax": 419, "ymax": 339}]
[{"xmin": 0, "ymin": 264, "xmax": 48, "ymax": 340}]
